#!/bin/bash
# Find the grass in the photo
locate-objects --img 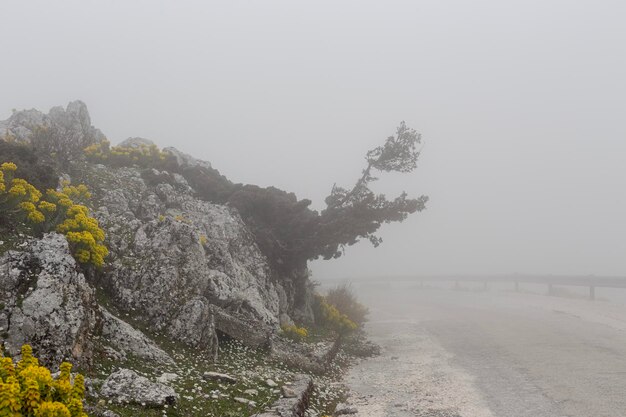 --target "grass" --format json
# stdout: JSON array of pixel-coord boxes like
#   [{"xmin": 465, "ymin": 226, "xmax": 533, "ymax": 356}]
[
  {"xmin": 87, "ymin": 338, "xmax": 292, "ymax": 417},
  {"xmin": 85, "ymin": 288, "xmax": 343, "ymax": 417}
]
